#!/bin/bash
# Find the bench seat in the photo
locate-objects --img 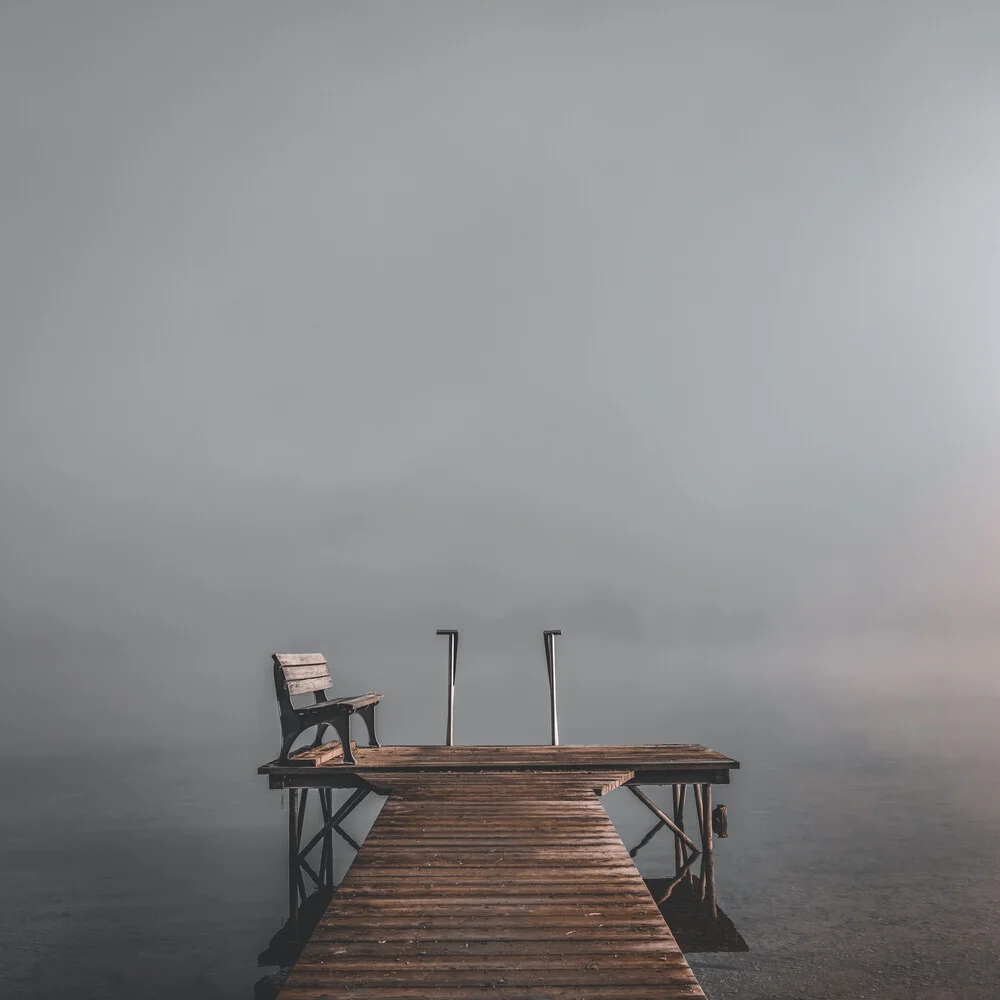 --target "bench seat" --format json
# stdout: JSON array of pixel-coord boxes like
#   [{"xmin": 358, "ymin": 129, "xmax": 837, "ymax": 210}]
[{"xmin": 298, "ymin": 692, "xmax": 382, "ymax": 712}]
